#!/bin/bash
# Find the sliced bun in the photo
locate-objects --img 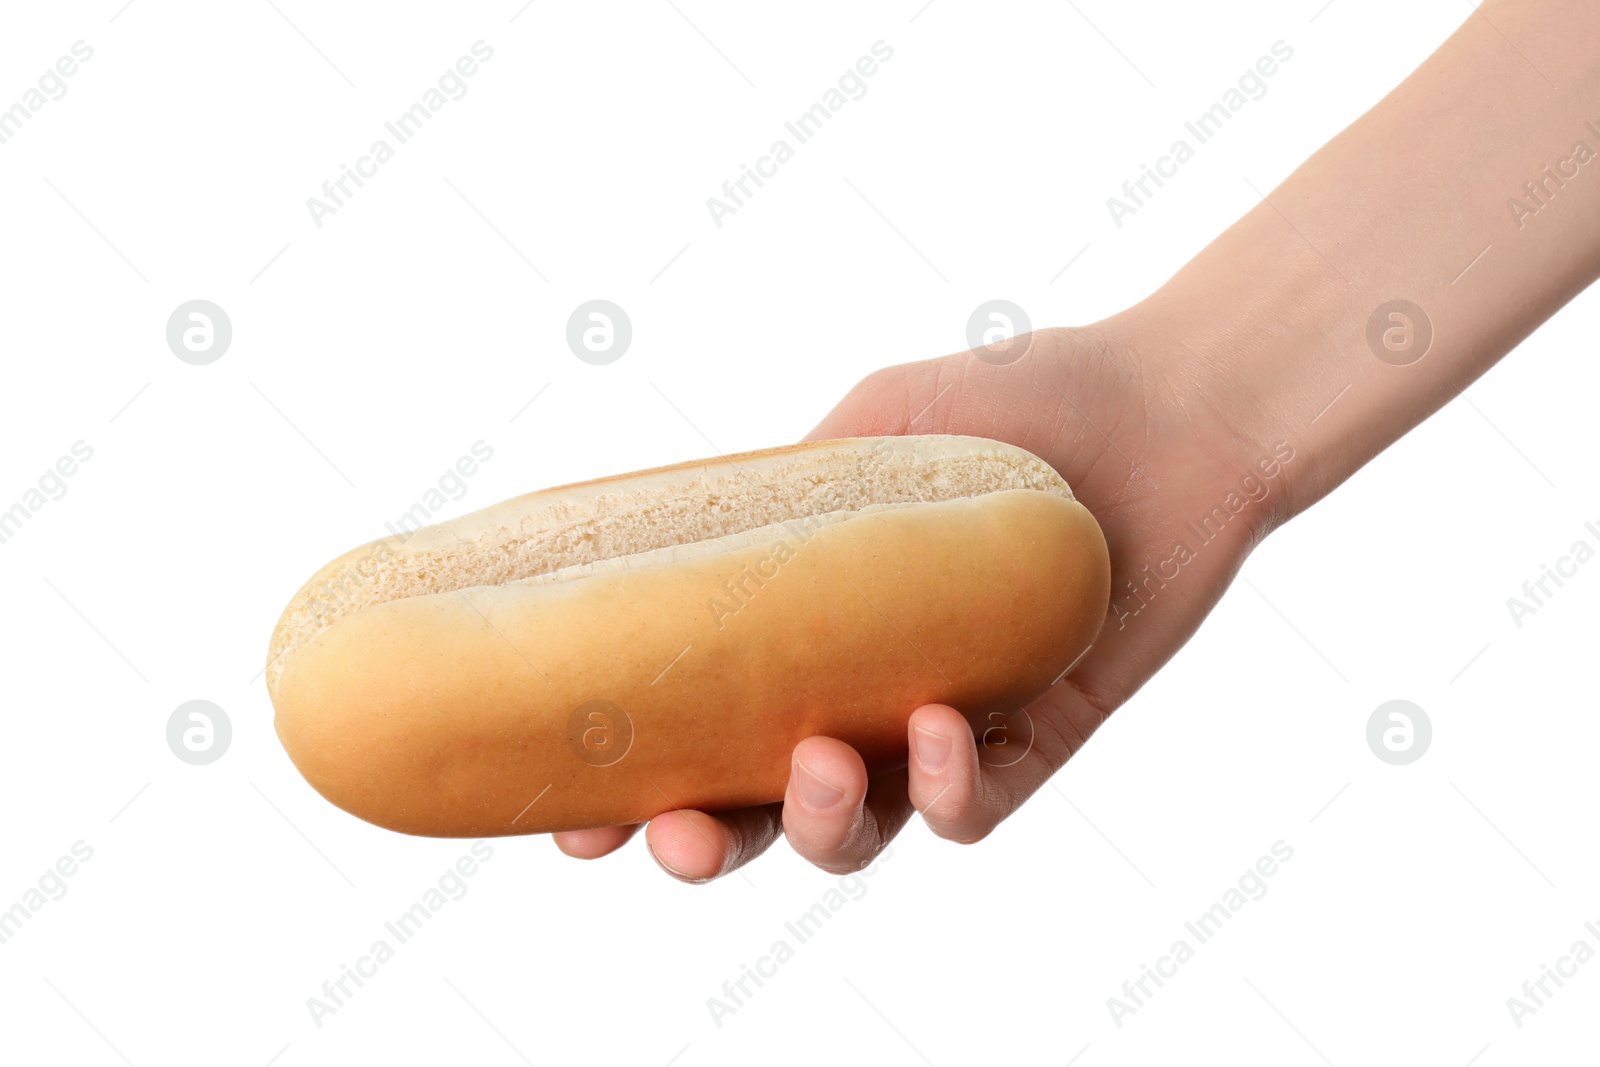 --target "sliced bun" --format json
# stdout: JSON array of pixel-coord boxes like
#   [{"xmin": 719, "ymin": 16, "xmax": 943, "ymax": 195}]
[{"xmin": 267, "ymin": 435, "xmax": 1109, "ymax": 836}]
